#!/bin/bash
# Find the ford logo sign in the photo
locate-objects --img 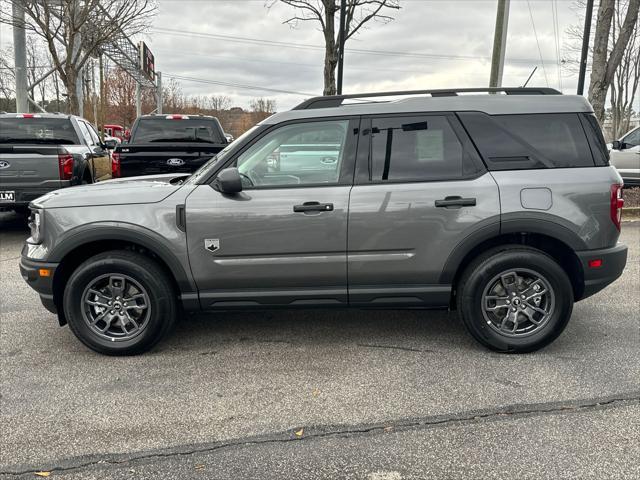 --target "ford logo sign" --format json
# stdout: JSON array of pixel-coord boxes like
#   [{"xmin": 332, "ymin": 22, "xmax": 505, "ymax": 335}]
[
  {"xmin": 0, "ymin": 161, "xmax": 10, "ymax": 169},
  {"xmin": 166, "ymin": 158, "xmax": 185, "ymax": 167}
]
